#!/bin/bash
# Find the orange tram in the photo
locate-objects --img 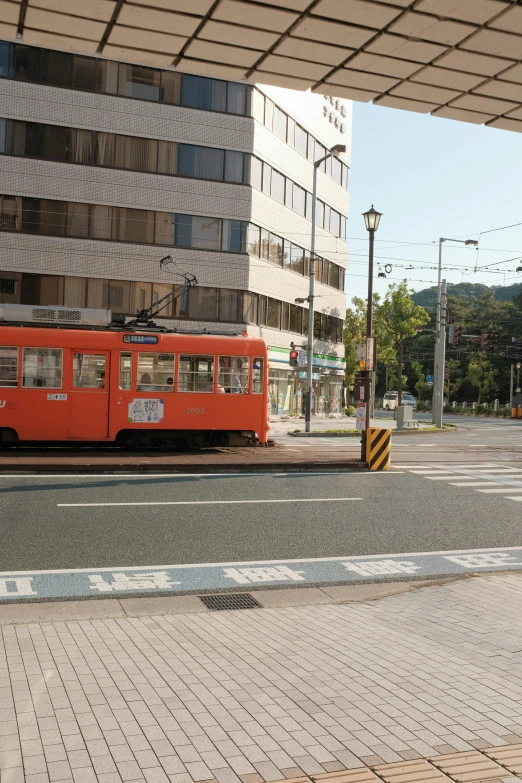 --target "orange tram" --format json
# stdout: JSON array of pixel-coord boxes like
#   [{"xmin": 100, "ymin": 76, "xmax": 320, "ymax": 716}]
[{"xmin": 0, "ymin": 304, "xmax": 270, "ymax": 448}]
